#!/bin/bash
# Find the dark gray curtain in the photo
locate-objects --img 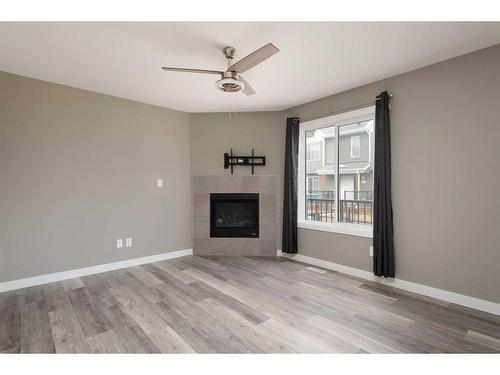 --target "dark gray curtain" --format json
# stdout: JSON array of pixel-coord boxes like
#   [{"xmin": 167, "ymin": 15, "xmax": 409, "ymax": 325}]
[
  {"xmin": 282, "ymin": 117, "xmax": 300, "ymax": 254},
  {"xmin": 373, "ymin": 91, "xmax": 395, "ymax": 277}
]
